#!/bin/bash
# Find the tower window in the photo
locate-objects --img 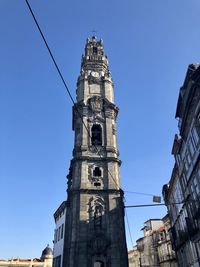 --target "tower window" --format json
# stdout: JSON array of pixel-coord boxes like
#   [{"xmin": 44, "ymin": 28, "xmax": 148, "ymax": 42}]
[
  {"xmin": 91, "ymin": 124, "xmax": 102, "ymax": 145},
  {"xmin": 93, "ymin": 167, "xmax": 101, "ymax": 177},
  {"xmin": 94, "ymin": 261, "xmax": 104, "ymax": 267},
  {"xmin": 93, "ymin": 47, "xmax": 97, "ymax": 54}
]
